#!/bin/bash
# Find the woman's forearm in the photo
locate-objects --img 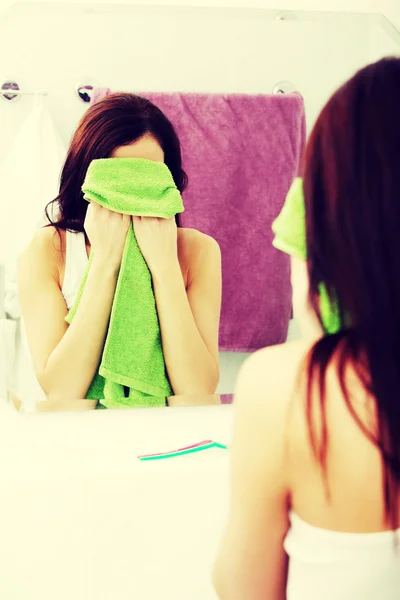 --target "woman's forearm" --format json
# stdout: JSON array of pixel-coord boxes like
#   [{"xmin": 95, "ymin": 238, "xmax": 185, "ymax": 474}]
[
  {"xmin": 152, "ymin": 264, "xmax": 219, "ymax": 395},
  {"xmin": 36, "ymin": 399, "xmax": 98, "ymax": 411},
  {"xmin": 41, "ymin": 258, "xmax": 118, "ymax": 401}
]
